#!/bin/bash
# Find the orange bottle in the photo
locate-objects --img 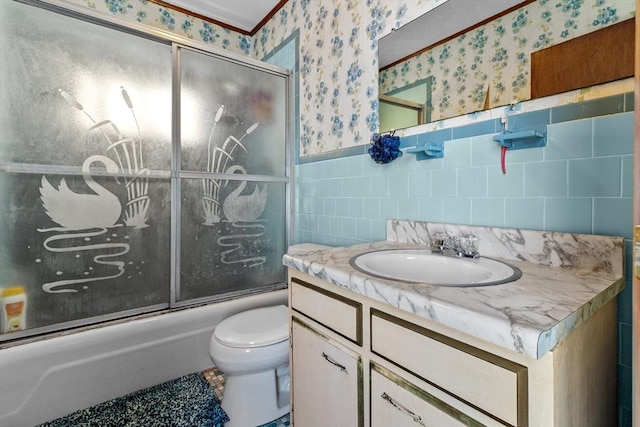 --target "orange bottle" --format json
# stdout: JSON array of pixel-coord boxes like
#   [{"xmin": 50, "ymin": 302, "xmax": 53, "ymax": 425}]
[{"xmin": 1, "ymin": 286, "xmax": 27, "ymax": 333}]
